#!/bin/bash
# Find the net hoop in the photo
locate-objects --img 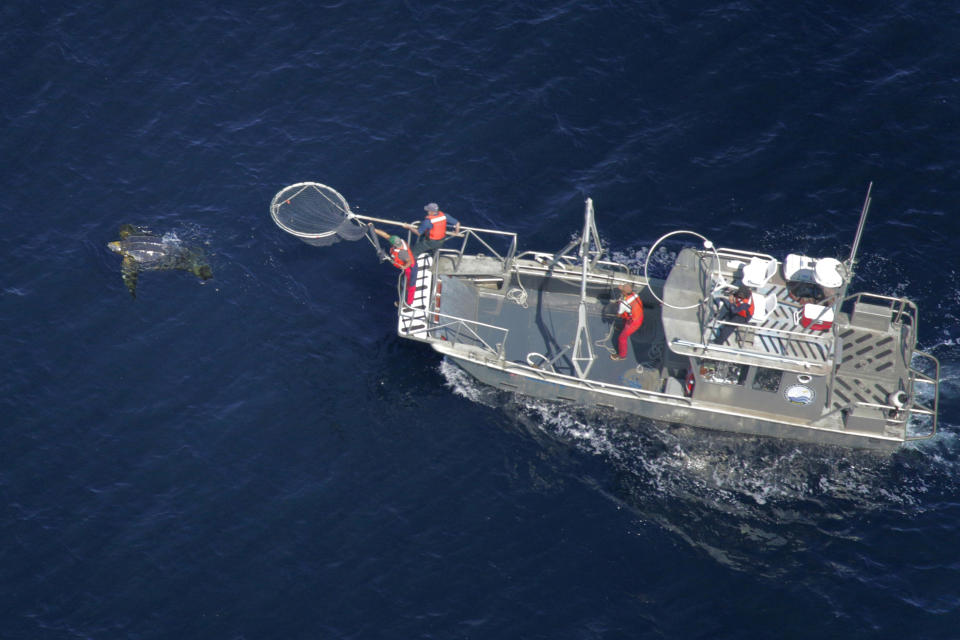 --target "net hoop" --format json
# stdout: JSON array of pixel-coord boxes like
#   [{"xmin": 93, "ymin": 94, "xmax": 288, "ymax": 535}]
[
  {"xmin": 270, "ymin": 182, "xmax": 364, "ymax": 246},
  {"xmin": 644, "ymin": 230, "xmax": 722, "ymax": 310}
]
